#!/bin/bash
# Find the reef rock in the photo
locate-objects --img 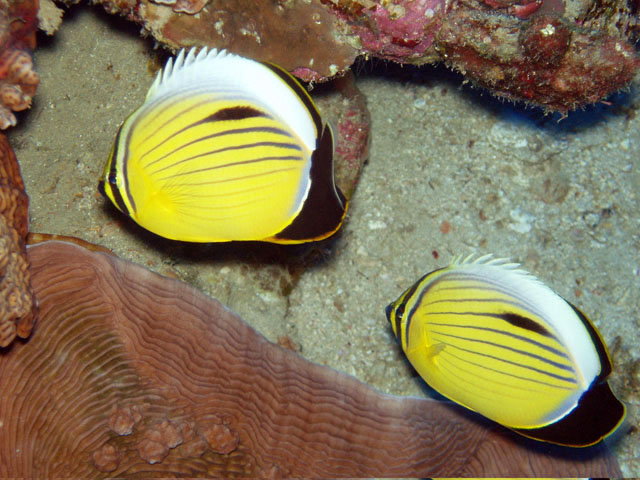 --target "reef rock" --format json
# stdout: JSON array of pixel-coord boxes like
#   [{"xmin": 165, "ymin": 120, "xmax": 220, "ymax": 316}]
[
  {"xmin": 80, "ymin": 0, "xmax": 639, "ymax": 111},
  {"xmin": 436, "ymin": 7, "xmax": 639, "ymax": 111},
  {"xmin": 332, "ymin": 0, "xmax": 640, "ymax": 111},
  {"xmin": 0, "ymin": 133, "xmax": 36, "ymax": 347},
  {"xmin": 0, "ymin": 0, "xmax": 39, "ymax": 129}
]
